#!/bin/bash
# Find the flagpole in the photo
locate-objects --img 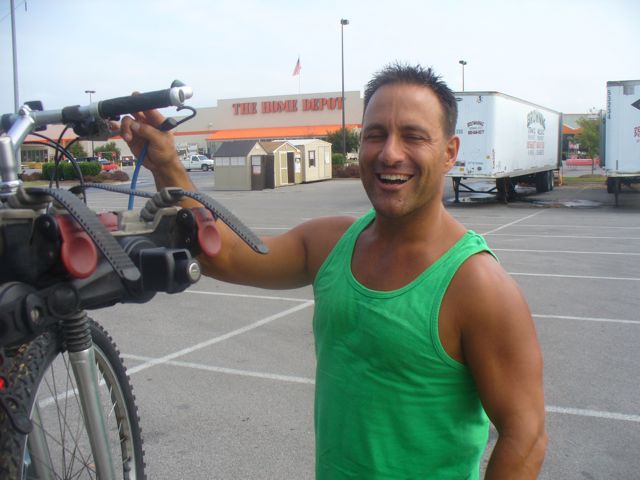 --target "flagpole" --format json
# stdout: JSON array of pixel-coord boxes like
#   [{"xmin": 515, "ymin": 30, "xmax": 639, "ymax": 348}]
[{"xmin": 298, "ymin": 54, "xmax": 301, "ymax": 94}]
